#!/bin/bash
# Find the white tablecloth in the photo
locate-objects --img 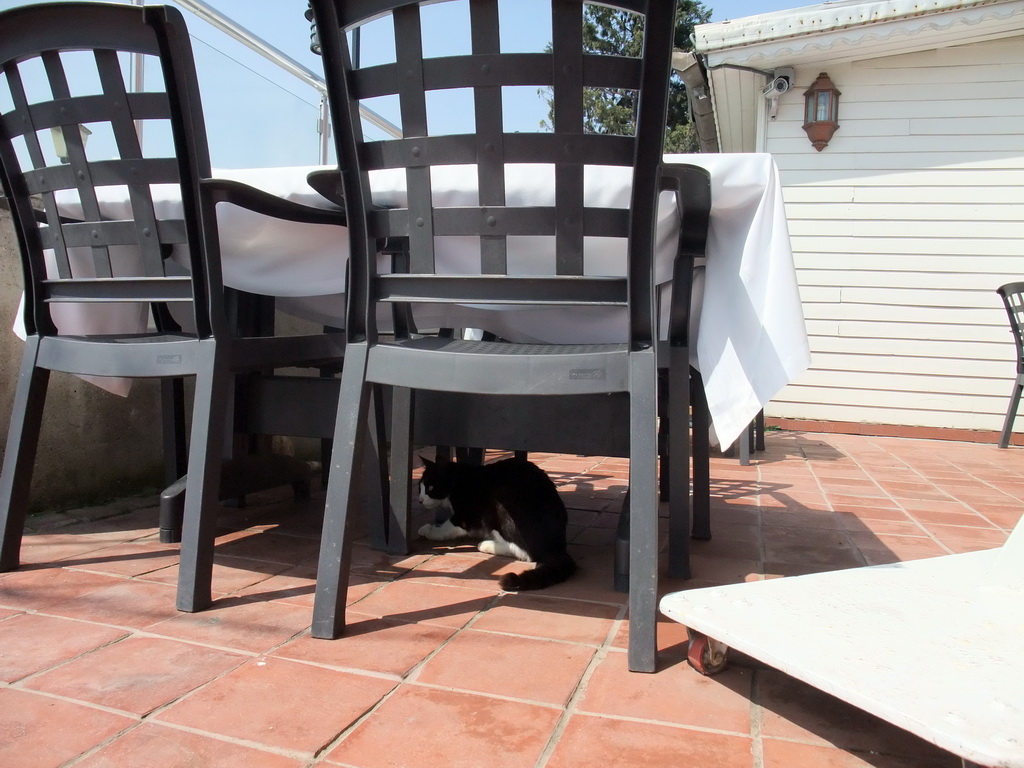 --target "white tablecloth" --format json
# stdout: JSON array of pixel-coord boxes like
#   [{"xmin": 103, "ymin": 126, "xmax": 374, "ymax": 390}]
[{"xmin": 26, "ymin": 154, "xmax": 809, "ymax": 448}]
